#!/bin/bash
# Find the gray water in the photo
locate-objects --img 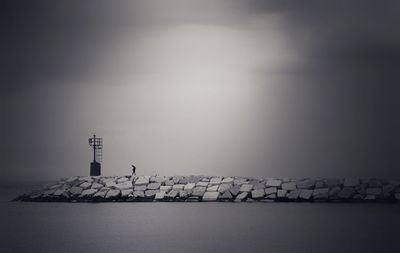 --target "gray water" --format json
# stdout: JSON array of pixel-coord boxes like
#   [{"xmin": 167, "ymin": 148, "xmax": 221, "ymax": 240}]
[{"xmin": 1, "ymin": 184, "xmax": 399, "ymax": 253}]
